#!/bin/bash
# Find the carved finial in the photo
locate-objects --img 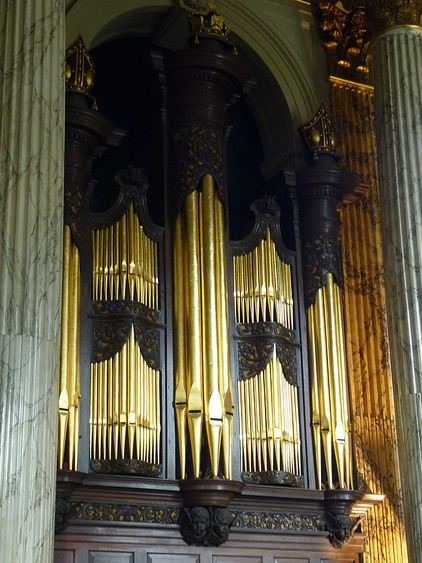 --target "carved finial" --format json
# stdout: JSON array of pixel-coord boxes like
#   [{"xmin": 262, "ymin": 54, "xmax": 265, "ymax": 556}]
[
  {"xmin": 188, "ymin": 2, "xmax": 231, "ymax": 44},
  {"xmin": 300, "ymin": 104, "xmax": 337, "ymax": 159},
  {"xmin": 65, "ymin": 36, "xmax": 95, "ymax": 95}
]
